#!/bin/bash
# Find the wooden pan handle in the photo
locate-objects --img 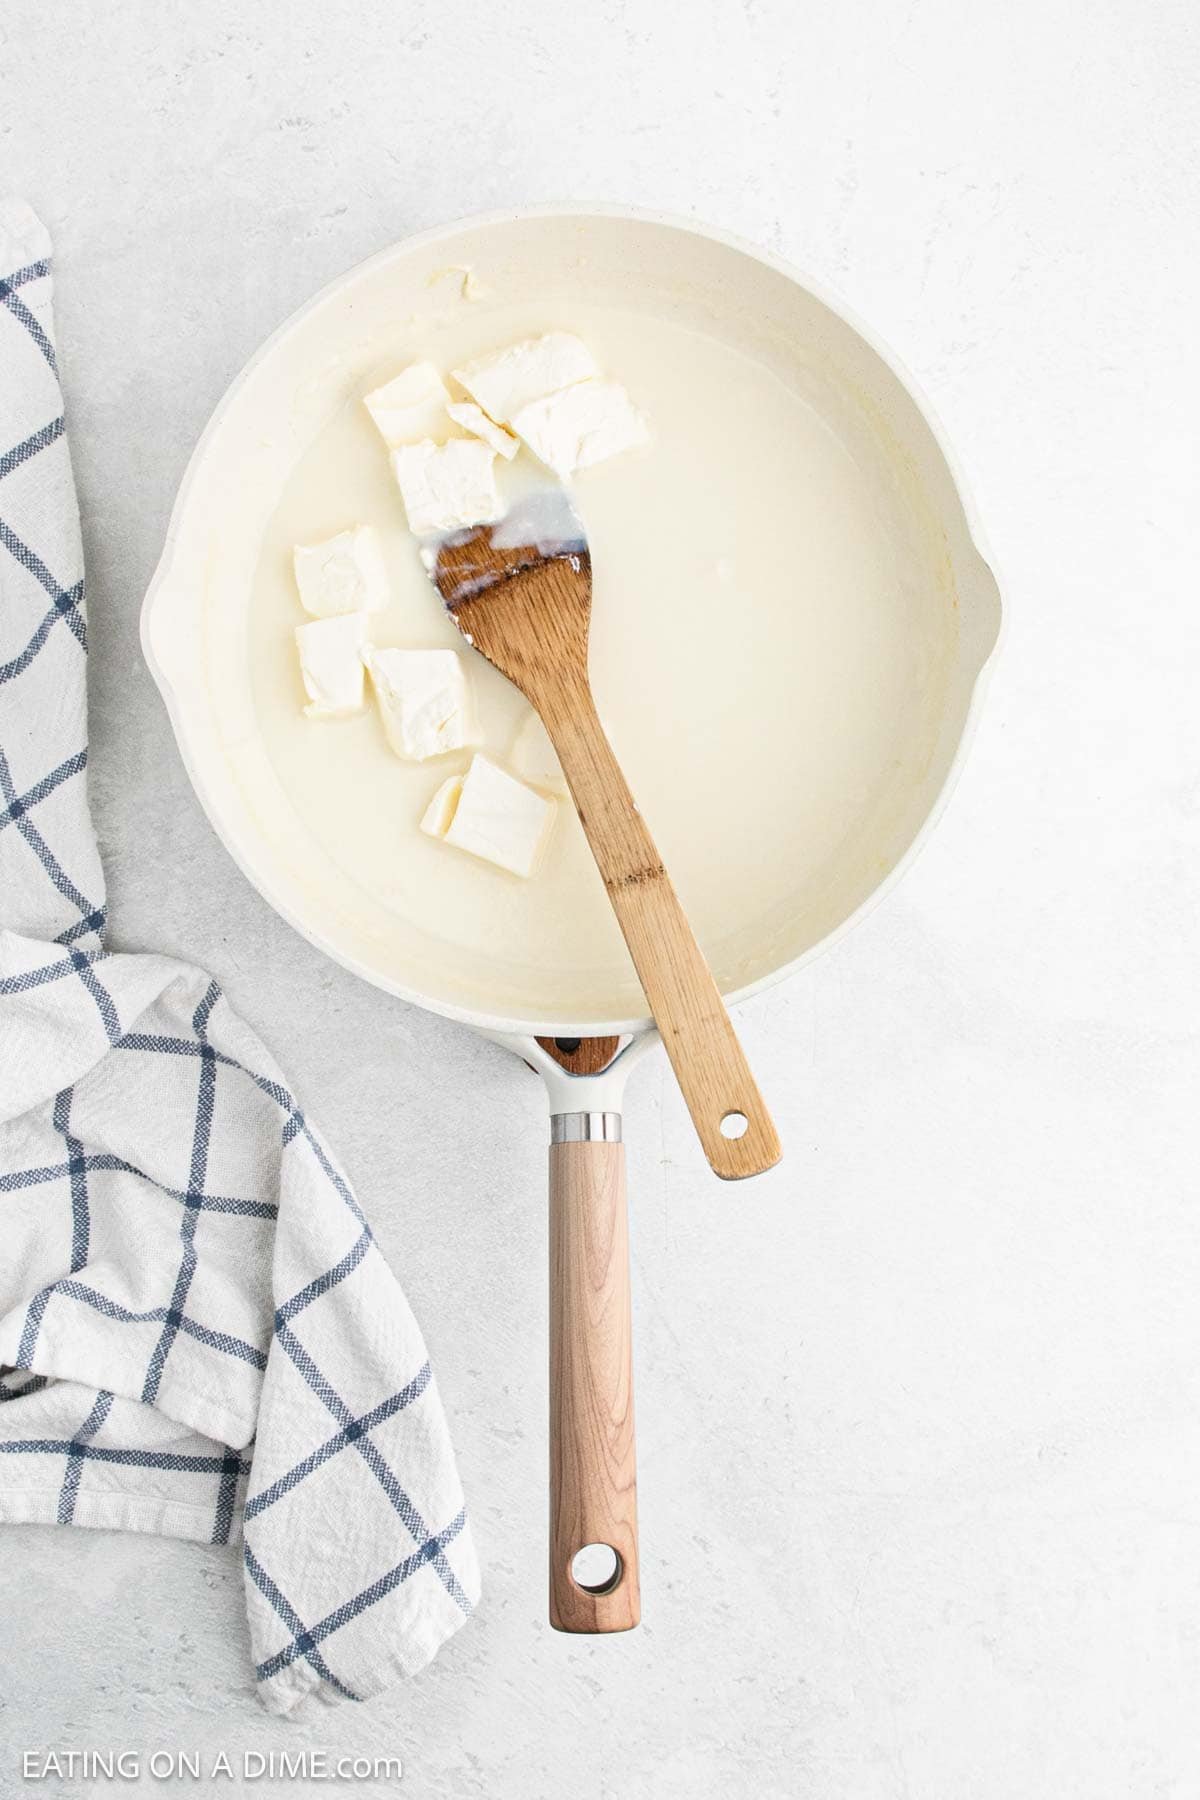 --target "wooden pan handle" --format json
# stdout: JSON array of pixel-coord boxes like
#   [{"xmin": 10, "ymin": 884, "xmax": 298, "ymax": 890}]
[
  {"xmin": 549, "ymin": 1137, "xmax": 640, "ymax": 1632},
  {"xmin": 542, "ymin": 685, "xmax": 782, "ymax": 1181}
]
